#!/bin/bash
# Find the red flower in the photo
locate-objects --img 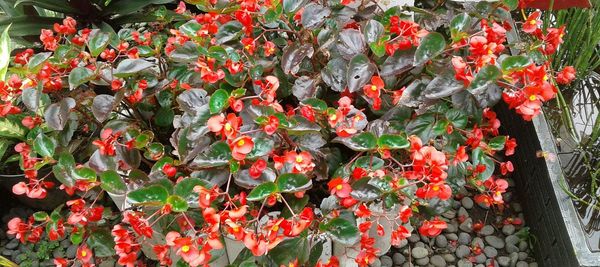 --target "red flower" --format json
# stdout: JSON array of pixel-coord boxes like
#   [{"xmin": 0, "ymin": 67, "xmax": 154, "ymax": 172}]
[
  {"xmin": 398, "ymin": 205, "xmax": 413, "ymax": 223},
  {"xmin": 523, "ymin": 11, "xmax": 541, "ymax": 34},
  {"xmin": 207, "ymin": 113, "xmax": 242, "ymax": 140},
  {"xmin": 263, "ymin": 115, "xmax": 279, "ymax": 135},
  {"xmin": 391, "ymin": 225, "xmax": 411, "ymax": 246},
  {"xmin": 500, "ymin": 161, "xmax": 514, "ymax": 175},
  {"xmin": 231, "ymin": 136, "xmax": 254, "ymax": 161},
  {"xmin": 556, "ymin": 66, "xmax": 576, "ymax": 85},
  {"xmin": 452, "ymin": 145, "xmax": 469, "ymax": 165},
  {"xmin": 242, "ymin": 38, "xmax": 256, "ymax": 55},
  {"xmin": 162, "ymin": 163, "xmax": 177, "ymax": 177},
  {"xmin": 264, "ymin": 41, "xmax": 276, "ymax": 57},
  {"xmin": 40, "ymin": 29, "xmax": 58, "ymax": 51},
  {"xmin": 300, "ymin": 105, "xmax": 316, "ymax": 122},
  {"xmin": 418, "ymin": 218, "xmax": 447, "ymax": 237},
  {"xmin": 505, "ymin": 137, "xmax": 517, "ymax": 156},
  {"xmin": 416, "ymin": 182, "xmax": 452, "ymax": 200},
  {"xmin": 363, "ymin": 76, "xmax": 384, "ymax": 99},
  {"xmin": 54, "ymin": 258, "xmax": 68, "ymax": 267},
  {"xmin": 92, "ymin": 129, "xmax": 120, "ymax": 156},
  {"xmin": 76, "ymin": 245, "xmax": 93, "ymax": 263},
  {"xmin": 327, "ymin": 178, "xmax": 351, "ymax": 198},
  {"xmin": 284, "ymin": 151, "xmax": 315, "ymax": 173},
  {"xmin": 175, "ymin": 1, "xmax": 187, "ymax": 14},
  {"xmin": 249, "ymin": 159, "xmax": 267, "ymax": 178}
]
